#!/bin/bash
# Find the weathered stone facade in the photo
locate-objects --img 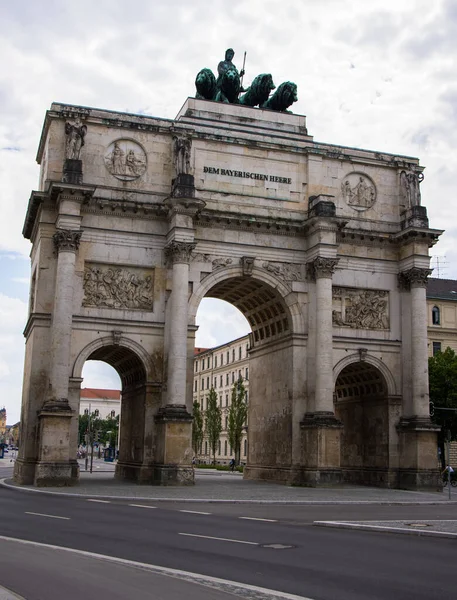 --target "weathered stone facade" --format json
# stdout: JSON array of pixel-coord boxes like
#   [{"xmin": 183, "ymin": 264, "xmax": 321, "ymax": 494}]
[{"xmin": 16, "ymin": 99, "xmax": 442, "ymax": 489}]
